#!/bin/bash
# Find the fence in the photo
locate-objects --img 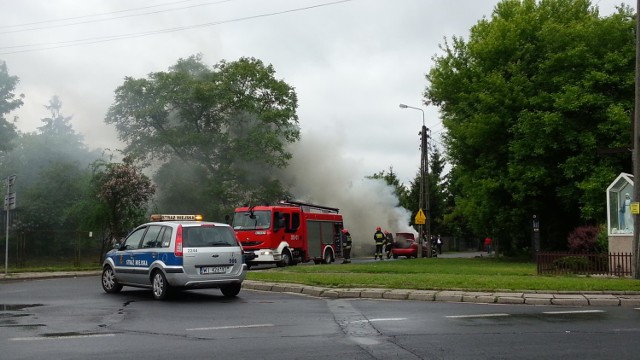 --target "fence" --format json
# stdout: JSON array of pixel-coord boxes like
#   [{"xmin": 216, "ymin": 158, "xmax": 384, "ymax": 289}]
[
  {"xmin": 0, "ymin": 230, "xmax": 104, "ymax": 269},
  {"xmin": 536, "ymin": 252, "xmax": 633, "ymax": 277}
]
